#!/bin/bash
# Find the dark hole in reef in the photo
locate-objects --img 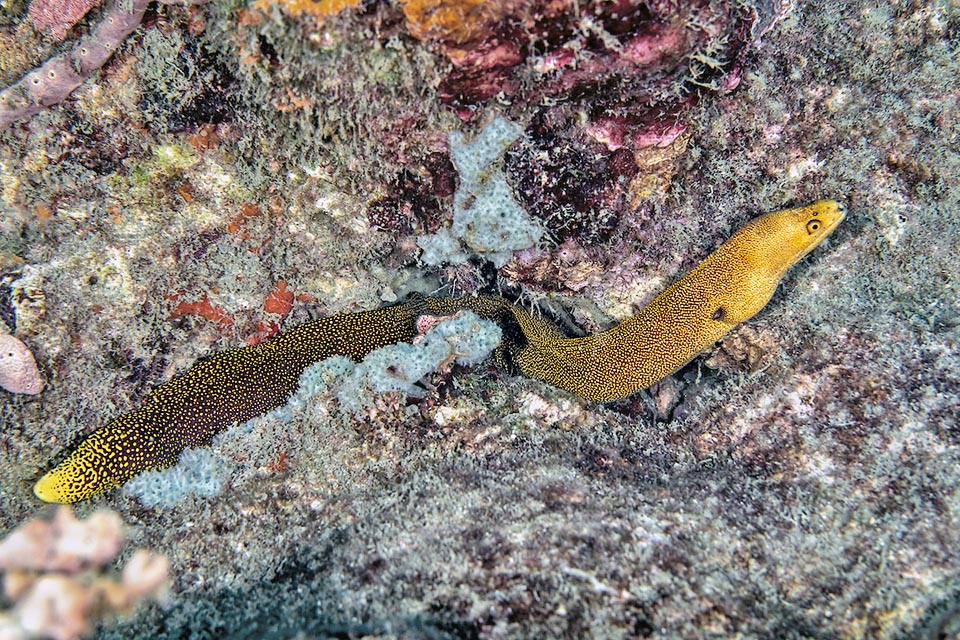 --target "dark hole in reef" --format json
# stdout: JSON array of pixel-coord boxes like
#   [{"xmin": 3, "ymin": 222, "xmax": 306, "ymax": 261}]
[
  {"xmin": 503, "ymin": 128, "xmax": 624, "ymax": 244},
  {"xmin": 596, "ymin": 1, "xmax": 654, "ymax": 37},
  {"xmin": 366, "ymin": 168, "xmax": 449, "ymax": 235},
  {"xmin": 67, "ymin": 120, "xmax": 131, "ymax": 174},
  {"xmin": 257, "ymin": 34, "xmax": 280, "ymax": 67},
  {"xmin": 0, "ymin": 273, "xmax": 16, "ymax": 332}
]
